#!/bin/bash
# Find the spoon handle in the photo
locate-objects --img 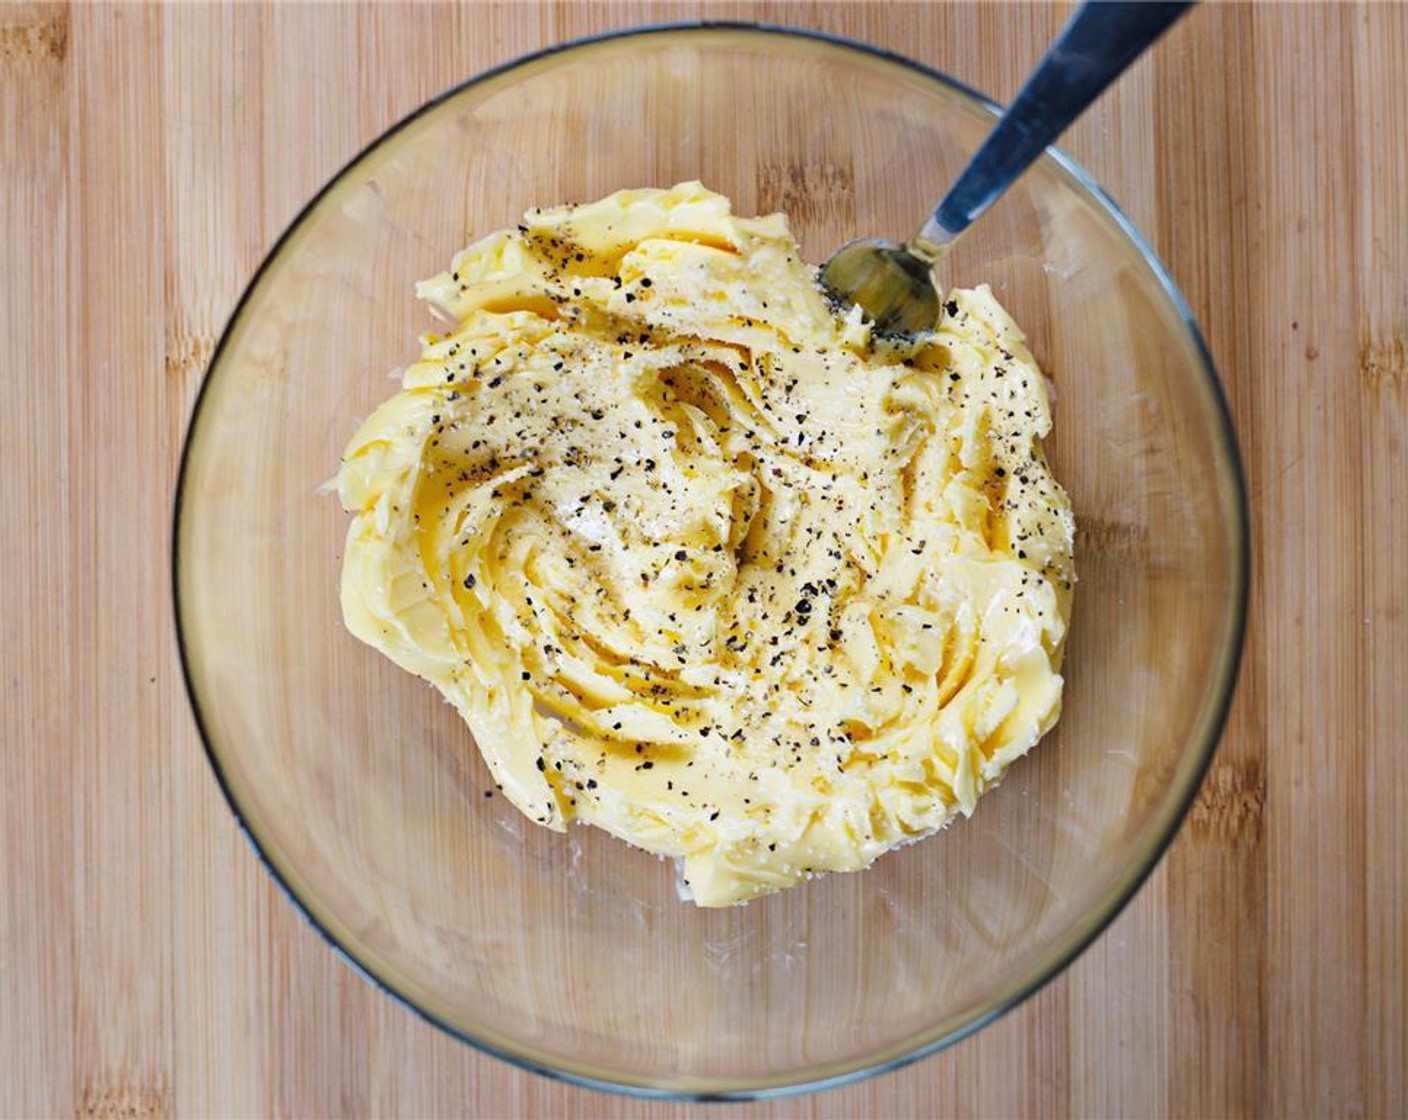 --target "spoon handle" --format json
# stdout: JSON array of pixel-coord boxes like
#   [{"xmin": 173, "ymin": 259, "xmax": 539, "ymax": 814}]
[{"xmin": 911, "ymin": 1, "xmax": 1193, "ymax": 258}]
